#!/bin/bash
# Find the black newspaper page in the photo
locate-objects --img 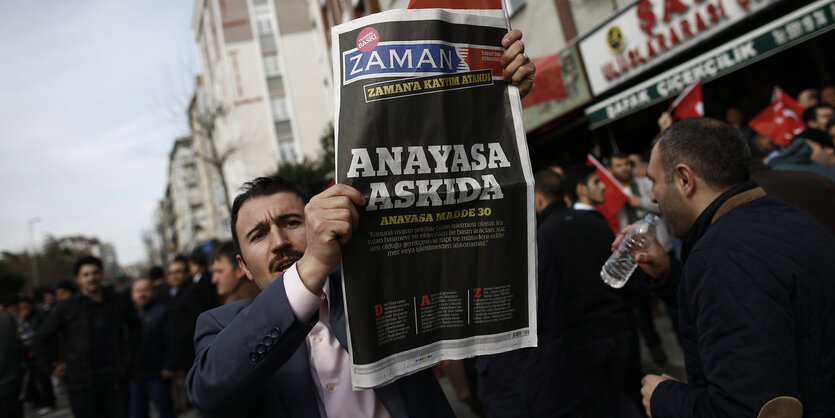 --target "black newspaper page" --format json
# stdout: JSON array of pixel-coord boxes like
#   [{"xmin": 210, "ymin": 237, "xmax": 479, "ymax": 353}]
[{"xmin": 332, "ymin": 8, "xmax": 536, "ymax": 389}]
